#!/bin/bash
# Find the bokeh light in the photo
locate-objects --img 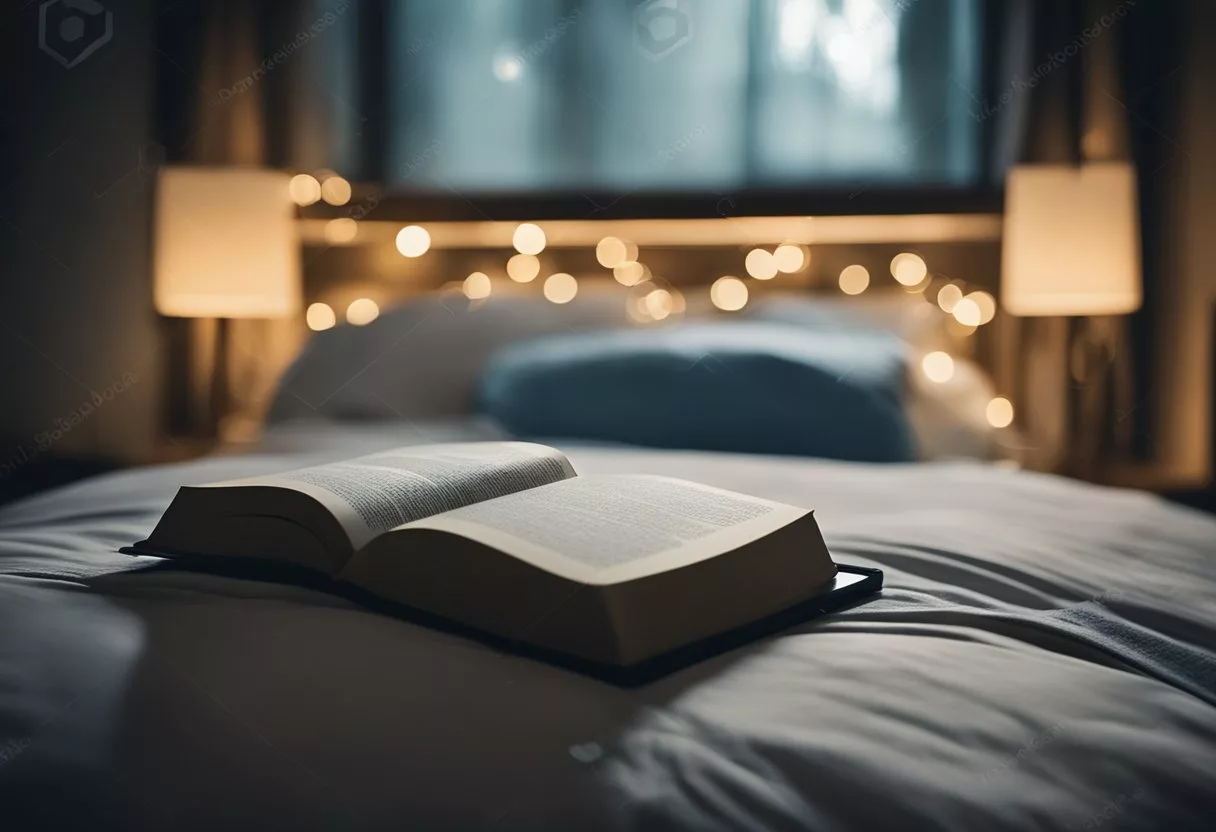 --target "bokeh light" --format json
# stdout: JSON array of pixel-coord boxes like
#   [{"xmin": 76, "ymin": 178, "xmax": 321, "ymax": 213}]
[
  {"xmin": 711, "ymin": 276, "xmax": 749, "ymax": 311},
  {"xmin": 506, "ymin": 253, "xmax": 541, "ymax": 283},
  {"xmin": 543, "ymin": 272, "xmax": 578, "ymax": 304},
  {"xmin": 323, "ymin": 217, "xmax": 358, "ymax": 244},
  {"xmin": 512, "ymin": 223, "xmax": 546, "ymax": 255},
  {"xmin": 891, "ymin": 252, "xmax": 928, "ymax": 286},
  {"xmin": 839, "ymin": 264, "xmax": 870, "ymax": 295},
  {"xmin": 463, "ymin": 272, "xmax": 492, "ymax": 300},
  {"xmin": 745, "ymin": 248, "xmax": 779, "ymax": 280},
  {"xmin": 289, "ymin": 174, "xmax": 321, "ymax": 206},
  {"xmin": 921, "ymin": 351, "xmax": 956, "ymax": 384},
  {"xmin": 986, "ymin": 397, "xmax": 1015, "ymax": 428},
  {"xmin": 395, "ymin": 225, "xmax": 431, "ymax": 257},
  {"xmin": 305, "ymin": 302, "xmax": 336, "ymax": 331},
  {"xmin": 346, "ymin": 298, "xmax": 380, "ymax": 326},
  {"xmin": 320, "ymin": 176, "xmax": 352, "ymax": 206}
]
